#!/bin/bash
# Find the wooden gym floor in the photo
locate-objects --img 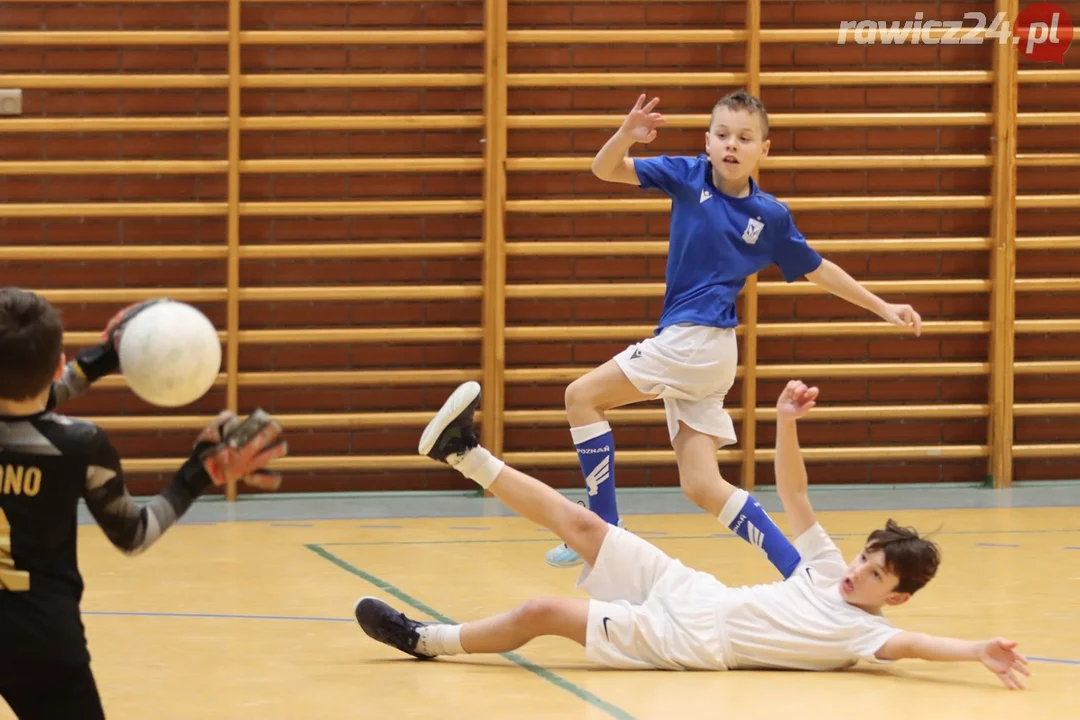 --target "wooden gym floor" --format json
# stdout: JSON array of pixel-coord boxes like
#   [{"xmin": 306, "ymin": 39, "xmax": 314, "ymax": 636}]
[{"xmin": 3, "ymin": 486, "xmax": 1077, "ymax": 719}]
